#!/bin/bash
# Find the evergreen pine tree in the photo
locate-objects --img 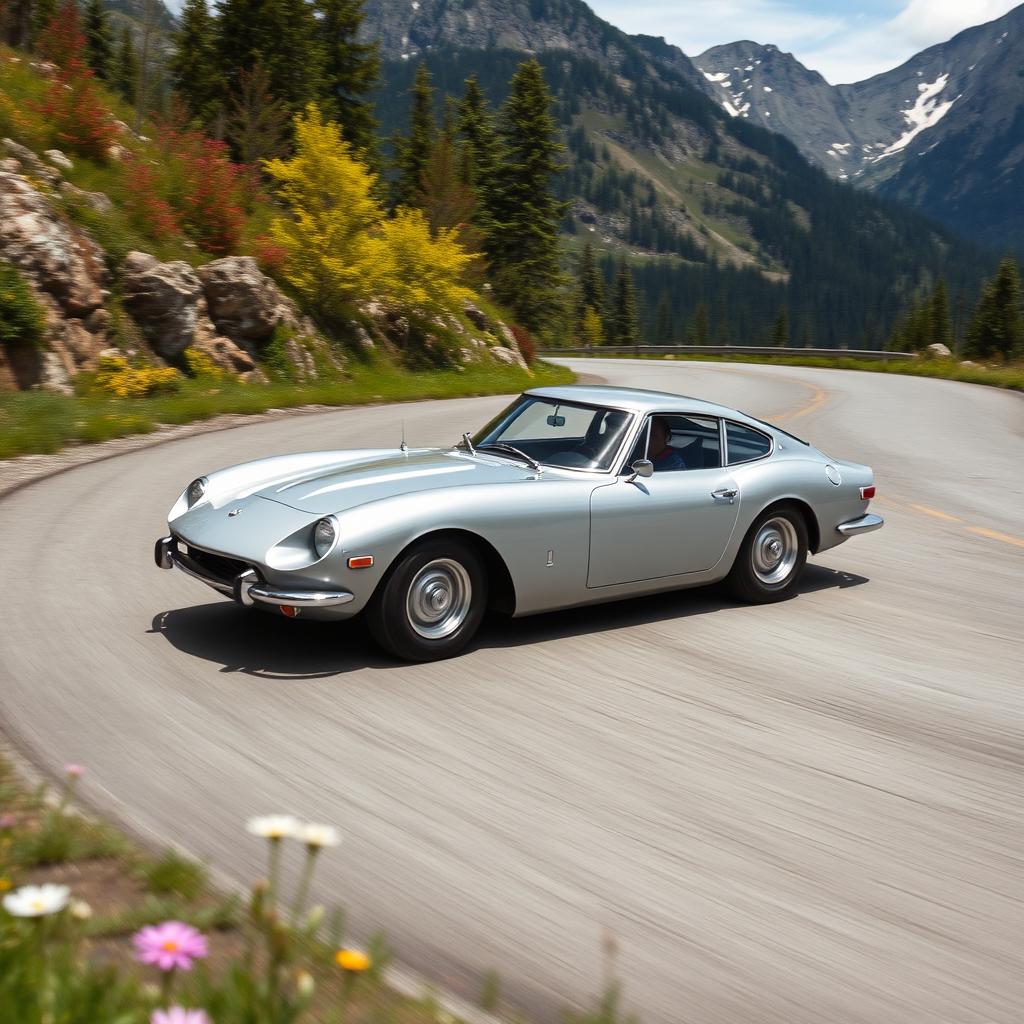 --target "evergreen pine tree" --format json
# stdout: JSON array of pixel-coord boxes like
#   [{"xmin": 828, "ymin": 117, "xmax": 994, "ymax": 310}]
[
  {"xmin": 316, "ymin": 0, "xmax": 380, "ymax": 158},
  {"xmin": 3, "ymin": 0, "xmax": 33, "ymax": 49},
  {"xmin": 83, "ymin": 0, "xmax": 112, "ymax": 79},
  {"xmin": 216, "ymin": 0, "xmax": 323, "ymax": 114},
  {"xmin": 457, "ymin": 76, "xmax": 498, "ymax": 193},
  {"xmin": 419, "ymin": 103, "xmax": 479, "ymax": 250},
  {"xmin": 31, "ymin": 0, "xmax": 57, "ymax": 49},
  {"xmin": 393, "ymin": 62, "xmax": 434, "ymax": 209},
  {"xmin": 771, "ymin": 306, "xmax": 789, "ymax": 348},
  {"xmin": 487, "ymin": 59, "xmax": 567, "ymax": 333},
  {"xmin": 574, "ymin": 241, "xmax": 603, "ymax": 335},
  {"xmin": 226, "ymin": 63, "xmax": 291, "ymax": 168},
  {"xmin": 112, "ymin": 24, "xmax": 137, "ymax": 104},
  {"xmin": 655, "ymin": 291, "xmax": 673, "ymax": 345},
  {"xmin": 687, "ymin": 302, "xmax": 709, "ymax": 346},
  {"xmin": 169, "ymin": 0, "xmax": 221, "ymax": 125},
  {"xmin": 608, "ymin": 264, "xmax": 638, "ymax": 346},
  {"xmin": 965, "ymin": 256, "xmax": 1023, "ymax": 360},
  {"xmin": 930, "ymin": 279, "xmax": 953, "ymax": 349}
]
